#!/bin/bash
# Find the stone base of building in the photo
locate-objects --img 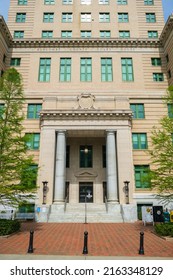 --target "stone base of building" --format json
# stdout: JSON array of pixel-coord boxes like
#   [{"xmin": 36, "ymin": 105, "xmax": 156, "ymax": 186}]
[{"xmin": 35, "ymin": 203, "xmax": 138, "ymax": 223}]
